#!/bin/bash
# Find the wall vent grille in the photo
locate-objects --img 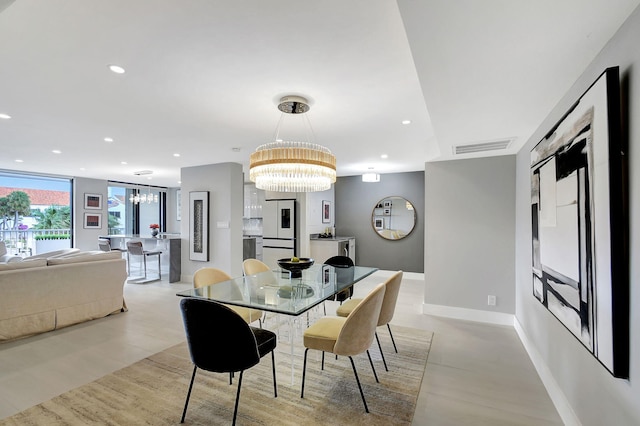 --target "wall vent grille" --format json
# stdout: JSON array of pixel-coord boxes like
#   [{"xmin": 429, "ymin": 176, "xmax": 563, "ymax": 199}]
[{"xmin": 454, "ymin": 139, "xmax": 513, "ymax": 155}]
